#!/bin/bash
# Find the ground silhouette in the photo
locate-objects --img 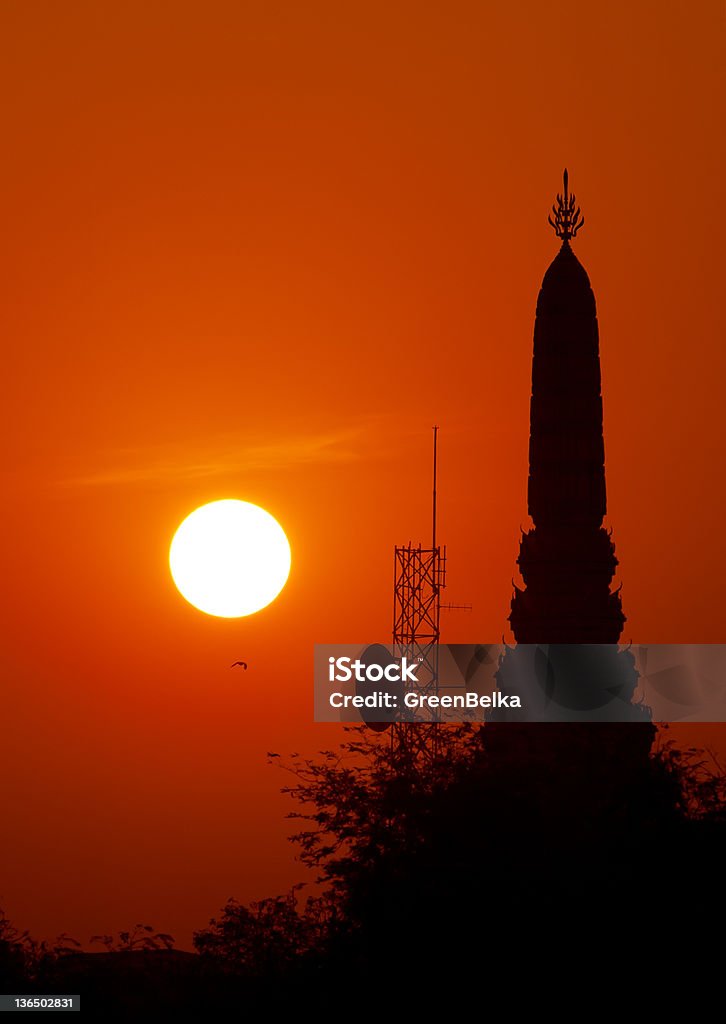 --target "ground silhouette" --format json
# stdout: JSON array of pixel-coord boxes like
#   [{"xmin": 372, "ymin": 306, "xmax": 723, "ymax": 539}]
[{"xmin": 4, "ymin": 723, "xmax": 726, "ymax": 1014}]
